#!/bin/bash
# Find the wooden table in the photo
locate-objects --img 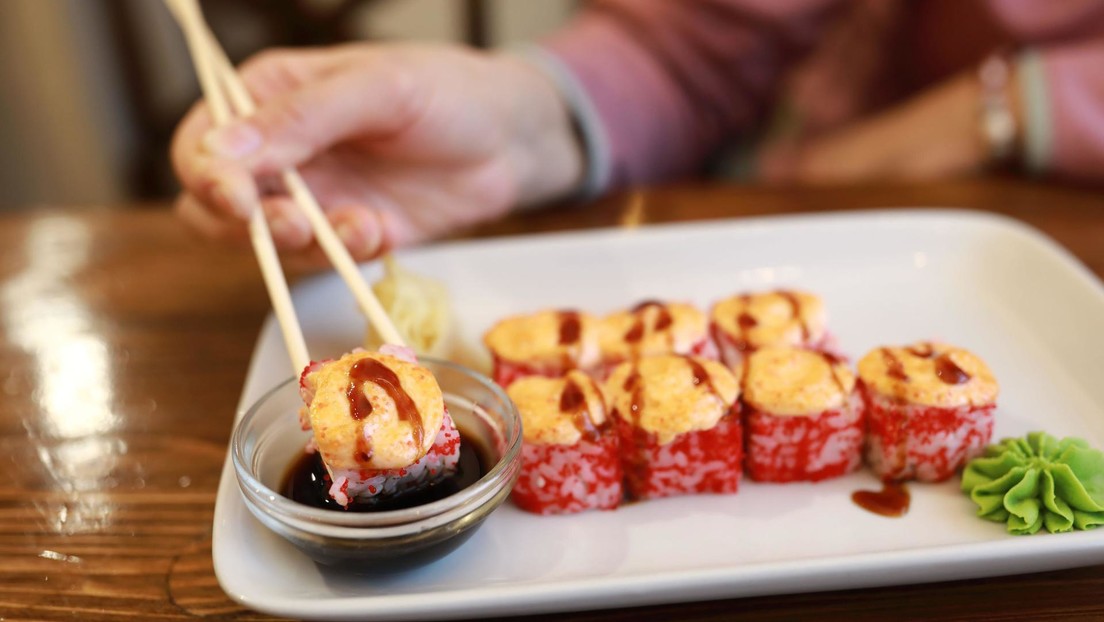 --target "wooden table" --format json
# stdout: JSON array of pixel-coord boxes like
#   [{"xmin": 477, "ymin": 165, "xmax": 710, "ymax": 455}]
[{"xmin": 2, "ymin": 179, "xmax": 1102, "ymax": 621}]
